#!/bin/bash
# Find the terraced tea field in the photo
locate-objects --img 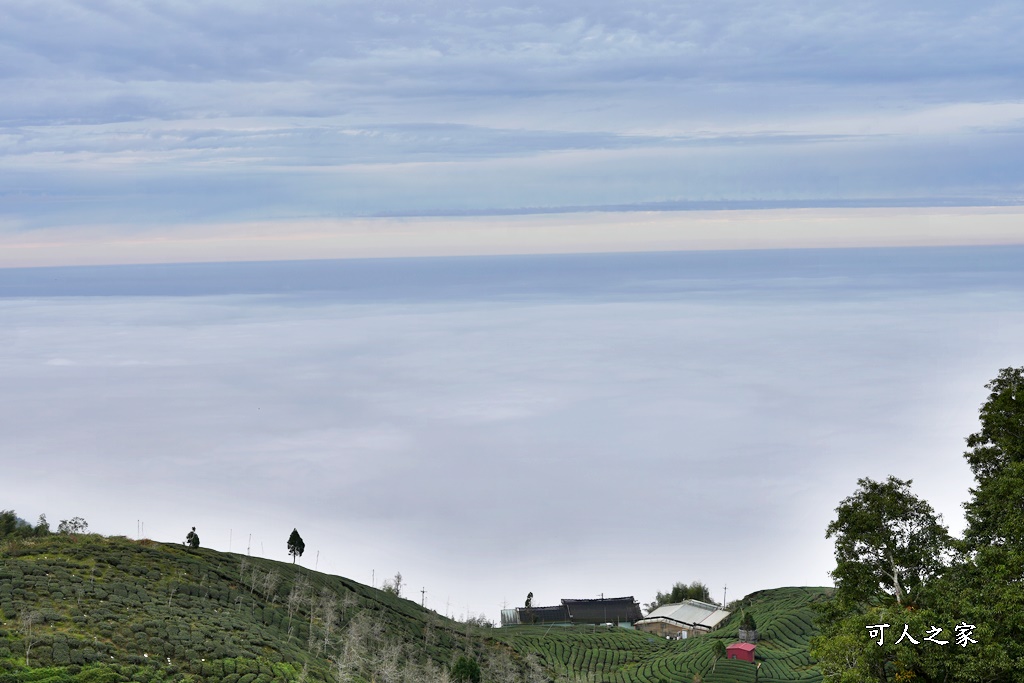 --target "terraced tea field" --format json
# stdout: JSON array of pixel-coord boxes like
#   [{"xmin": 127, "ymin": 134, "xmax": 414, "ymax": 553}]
[
  {"xmin": 0, "ymin": 533, "xmax": 829, "ymax": 683},
  {"xmin": 498, "ymin": 587, "xmax": 830, "ymax": 683}
]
